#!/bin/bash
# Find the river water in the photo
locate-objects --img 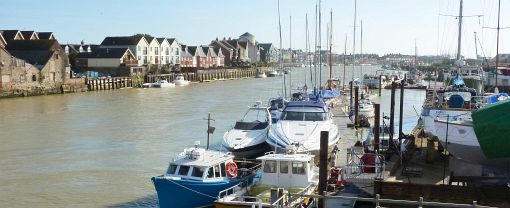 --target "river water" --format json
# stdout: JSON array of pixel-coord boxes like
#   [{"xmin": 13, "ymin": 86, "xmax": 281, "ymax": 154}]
[{"xmin": 0, "ymin": 65, "xmax": 425, "ymax": 207}]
